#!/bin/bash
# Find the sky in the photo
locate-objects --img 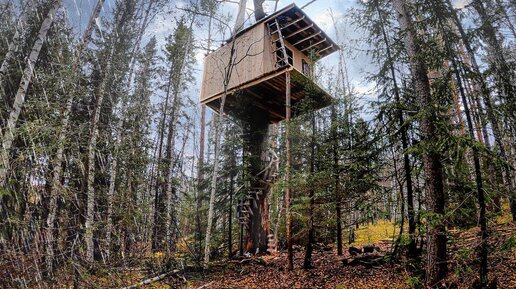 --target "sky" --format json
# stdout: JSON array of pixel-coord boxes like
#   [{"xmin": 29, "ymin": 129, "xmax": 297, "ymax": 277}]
[
  {"xmin": 58, "ymin": 0, "xmax": 469, "ymax": 115},
  {"xmin": 52, "ymin": 0, "xmax": 472, "ymax": 101},
  {"xmin": 21, "ymin": 0, "xmax": 472, "ymax": 170}
]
